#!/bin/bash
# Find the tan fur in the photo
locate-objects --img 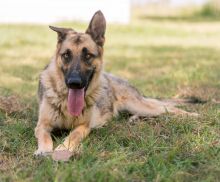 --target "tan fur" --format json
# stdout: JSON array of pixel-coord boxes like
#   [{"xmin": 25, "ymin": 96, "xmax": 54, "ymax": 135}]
[{"xmin": 34, "ymin": 11, "xmax": 198, "ymax": 161}]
